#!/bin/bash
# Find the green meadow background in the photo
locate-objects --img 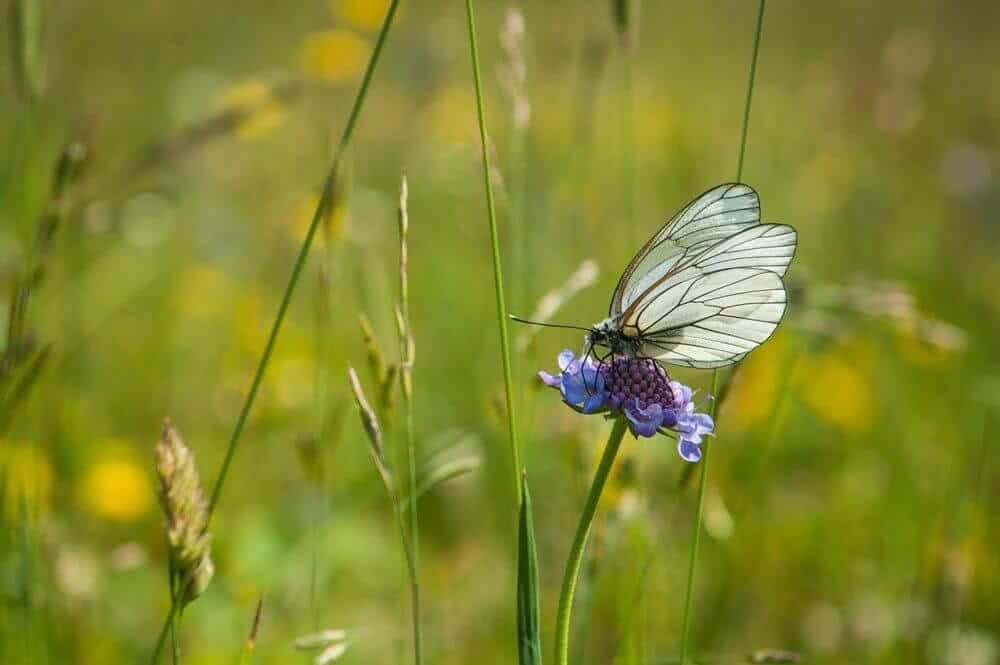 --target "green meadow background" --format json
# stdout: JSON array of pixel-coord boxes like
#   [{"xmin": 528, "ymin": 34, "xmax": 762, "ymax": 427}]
[{"xmin": 2, "ymin": 0, "xmax": 998, "ymax": 663}]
